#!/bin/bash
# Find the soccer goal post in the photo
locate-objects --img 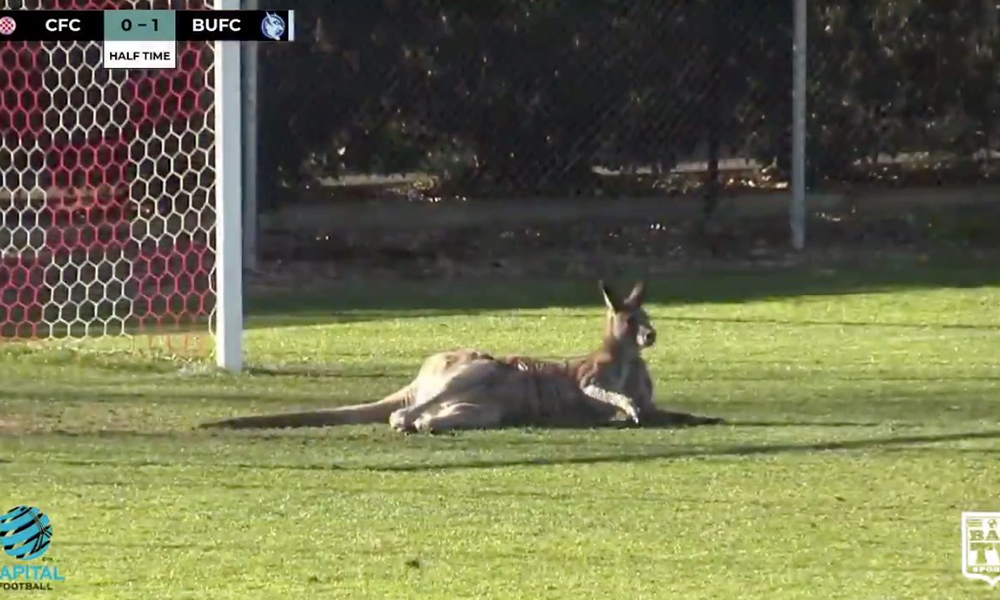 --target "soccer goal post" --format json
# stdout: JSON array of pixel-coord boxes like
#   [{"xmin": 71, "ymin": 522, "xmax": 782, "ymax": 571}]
[
  {"xmin": 0, "ymin": 0, "xmax": 243, "ymax": 371},
  {"xmin": 214, "ymin": 0, "xmax": 243, "ymax": 371}
]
